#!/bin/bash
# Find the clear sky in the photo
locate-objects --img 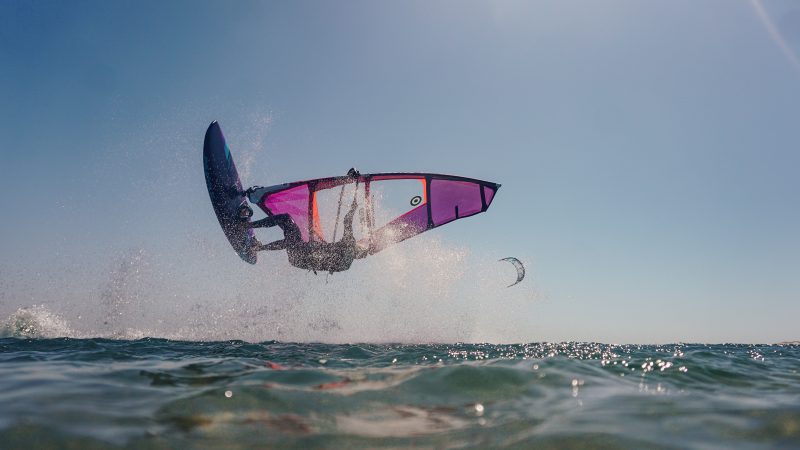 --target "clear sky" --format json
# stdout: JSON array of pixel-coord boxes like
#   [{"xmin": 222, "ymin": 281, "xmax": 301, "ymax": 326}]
[{"xmin": 1, "ymin": 0, "xmax": 798, "ymax": 343}]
